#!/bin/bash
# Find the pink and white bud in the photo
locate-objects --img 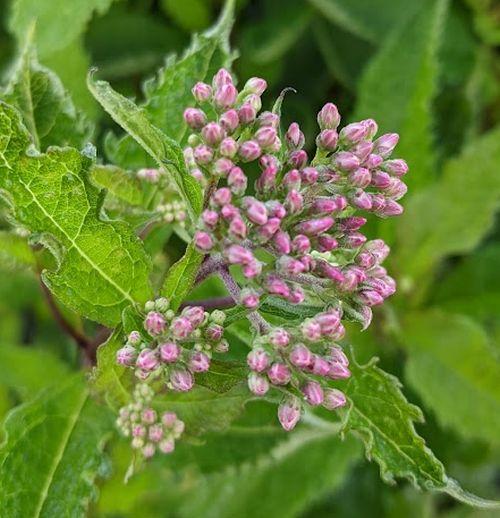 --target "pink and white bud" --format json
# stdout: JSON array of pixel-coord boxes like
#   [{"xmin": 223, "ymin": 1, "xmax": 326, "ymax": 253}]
[
  {"xmin": 334, "ymin": 151, "xmax": 360, "ymax": 171},
  {"xmin": 212, "ymin": 157, "xmax": 233, "ymax": 177},
  {"xmin": 212, "ymin": 187, "xmax": 232, "ymax": 206},
  {"xmin": 370, "ymin": 170, "xmax": 392, "ymax": 189},
  {"xmin": 317, "ymin": 235, "xmax": 338, "ymax": 252},
  {"xmin": 327, "ymin": 346, "xmax": 349, "ymax": 366},
  {"xmin": 132, "ymin": 424, "xmax": 146, "ymax": 438},
  {"xmin": 136, "ymin": 348, "xmax": 159, "ymax": 371},
  {"xmin": 228, "ymin": 167, "xmax": 248, "ymax": 195},
  {"xmin": 273, "ymin": 230, "xmax": 292, "ymax": 255},
  {"xmin": 323, "ymin": 389, "xmax": 347, "ymax": 410},
  {"xmin": 244, "ymin": 197, "xmax": 268, "ymax": 225},
  {"xmin": 189, "ymin": 351, "xmax": 210, "ymax": 373},
  {"xmin": 296, "ymin": 217, "xmax": 334, "ymax": 236},
  {"xmin": 202, "ymin": 209, "xmax": 218, "ymax": 229},
  {"xmin": 212, "ymin": 68, "xmax": 234, "ymax": 89},
  {"xmin": 289, "ymin": 344, "xmax": 313, "ymax": 368},
  {"xmin": 182, "ymin": 306, "xmax": 205, "ymax": 327},
  {"xmin": 238, "ymin": 103, "xmax": 257, "ymax": 124},
  {"xmin": 257, "ymin": 217, "xmax": 281, "ymax": 241},
  {"xmin": 302, "ymin": 381, "xmax": 324, "ymax": 406},
  {"xmin": 239, "ymin": 140, "xmax": 262, "ymax": 162},
  {"xmin": 265, "ymin": 275, "xmax": 290, "ymax": 298},
  {"xmin": 144, "ymin": 311, "xmax": 166, "ymax": 336},
  {"xmin": 194, "ymin": 231, "xmax": 214, "ymax": 251},
  {"xmin": 370, "ymin": 194, "xmax": 386, "ymax": 212},
  {"xmin": 240, "ymin": 288, "xmax": 260, "ymax": 309},
  {"xmin": 219, "ymin": 136, "xmax": 239, "ymax": 157},
  {"xmin": 350, "ymin": 190, "xmax": 373, "ymax": 211},
  {"xmin": 315, "ymin": 309, "xmax": 341, "ymax": 335},
  {"xmin": 373, "ymin": 133, "xmax": 399, "ymax": 157},
  {"xmin": 267, "ymin": 362, "xmax": 291, "ymax": 385},
  {"xmin": 357, "ymin": 289, "xmax": 384, "ymax": 306},
  {"xmin": 301, "ymin": 167, "xmax": 319, "ymax": 185},
  {"xmin": 328, "ymin": 361, "xmax": 351, "ymax": 379},
  {"xmin": 339, "ymin": 122, "xmax": 368, "ymax": 146},
  {"xmin": 285, "ymin": 189, "xmax": 304, "ymax": 214},
  {"xmin": 258, "ymin": 111, "xmax": 280, "ymax": 128},
  {"xmin": 343, "ymin": 231, "xmax": 368, "ymax": 248},
  {"xmin": 364, "ymin": 153, "xmax": 384, "ymax": 169},
  {"xmin": 193, "ymin": 144, "xmax": 213, "ymax": 165},
  {"xmin": 256, "ymin": 166, "xmax": 278, "ymax": 193},
  {"xmin": 383, "ymin": 158, "xmax": 408, "ymax": 177},
  {"xmin": 159, "ymin": 439, "xmax": 175, "ymax": 454},
  {"xmin": 269, "ymin": 328, "xmax": 290, "ymax": 348},
  {"xmin": 117, "ymin": 345, "xmax": 137, "ymax": 366},
  {"xmin": 141, "ymin": 408, "xmax": 157, "ymax": 425},
  {"xmin": 149, "ymin": 424, "xmax": 164, "ymax": 443},
  {"xmin": 312, "ymin": 355, "xmax": 331, "ymax": 376},
  {"xmin": 192, "ymin": 81, "xmax": 212, "ymax": 102},
  {"xmin": 170, "ymin": 316, "xmax": 194, "ymax": 339},
  {"xmin": 170, "ymin": 368, "xmax": 194, "ymax": 392},
  {"xmin": 137, "ymin": 168, "xmax": 160, "ymax": 183},
  {"xmin": 288, "ymin": 287, "xmax": 305, "ymax": 304},
  {"xmin": 365, "ymin": 239, "xmax": 390, "ymax": 263},
  {"xmin": 317, "ymin": 103, "xmax": 341, "ymax": 130},
  {"xmin": 349, "ymin": 167, "xmax": 371, "ymax": 188},
  {"xmin": 285, "ymin": 122, "xmax": 305, "ymax": 150},
  {"xmin": 225, "ymin": 244, "xmax": 254, "ymax": 265},
  {"xmin": 247, "ymin": 348, "xmax": 270, "ymax": 372},
  {"xmin": 292, "ymin": 234, "xmax": 311, "ymax": 254},
  {"xmin": 301, "ymin": 319, "xmax": 322, "ymax": 341},
  {"xmin": 128, "ymin": 331, "xmax": 142, "ymax": 346},
  {"xmin": 380, "ymin": 199, "xmax": 403, "ymax": 216},
  {"xmin": 214, "ymin": 83, "xmax": 238, "ymax": 109},
  {"xmin": 161, "ymin": 411, "xmax": 177, "ymax": 428},
  {"xmin": 219, "ymin": 110, "xmax": 240, "ymax": 133},
  {"xmin": 316, "ymin": 129, "xmax": 338, "ymax": 151},
  {"xmin": 255, "ymin": 126, "xmax": 277, "ymax": 148},
  {"xmin": 287, "ymin": 150, "xmax": 308, "ymax": 169},
  {"xmin": 277, "ymin": 255, "xmax": 305, "ymax": 276},
  {"xmin": 159, "ymin": 342, "xmax": 180, "ymax": 363},
  {"xmin": 248, "ymin": 372, "xmax": 270, "ymax": 396},
  {"xmin": 183, "ymin": 108, "xmax": 207, "ymax": 129},
  {"xmin": 229, "ymin": 216, "xmax": 247, "ymax": 240},
  {"xmin": 244, "ymin": 77, "xmax": 267, "ymax": 95},
  {"xmin": 352, "ymin": 140, "xmax": 374, "ymax": 161},
  {"xmin": 282, "ymin": 169, "xmax": 301, "ymax": 190},
  {"xmin": 316, "ymin": 261, "xmax": 344, "ymax": 283},
  {"xmin": 384, "ymin": 178, "xmax": 407, "ymax": 200},
  {"xmin": 311, "ymin": 197, "xmax": 339, "ymax": 214},
  {"xmin": 201, "ymin": 122, "xmax": 225, "ymax": 146}
]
